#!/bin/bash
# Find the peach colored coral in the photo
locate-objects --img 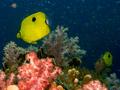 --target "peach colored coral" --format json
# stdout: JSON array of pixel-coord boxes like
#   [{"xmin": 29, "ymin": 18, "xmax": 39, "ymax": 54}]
[
  {"xmin": 82, "ymin": 80, "xmax": 108, "ymax": 90},
  {"xmin": 6, "ymin": 85, "xmax": 19, "ymax": 90}
]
